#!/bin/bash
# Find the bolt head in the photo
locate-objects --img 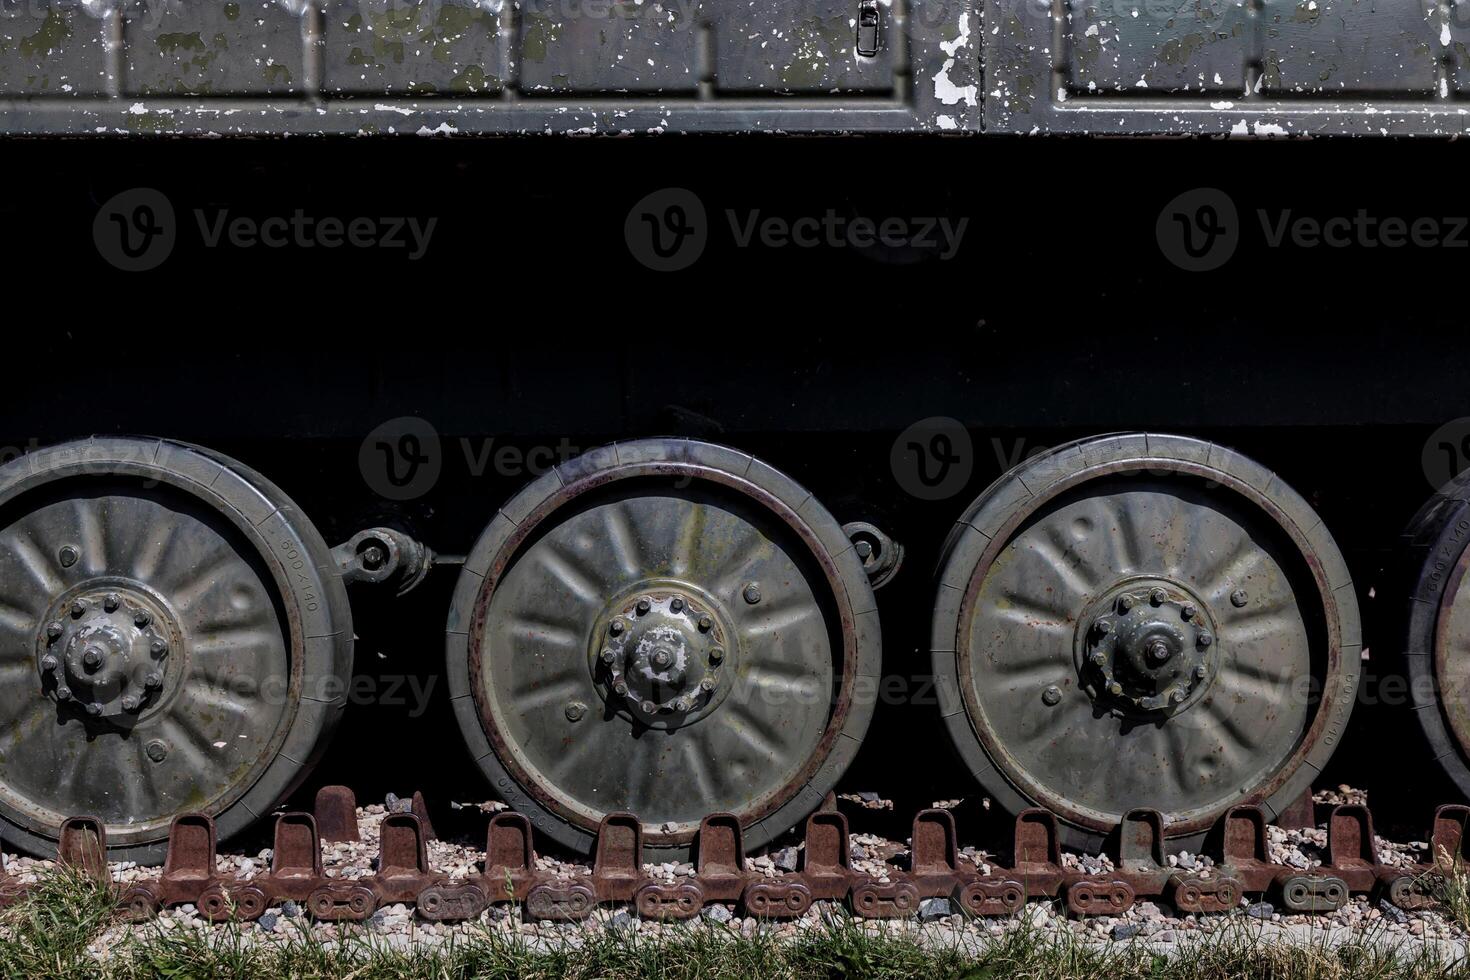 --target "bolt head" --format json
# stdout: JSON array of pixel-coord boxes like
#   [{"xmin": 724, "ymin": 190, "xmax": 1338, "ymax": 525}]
[
  {"xmin": 70, "ymin": 600, "xmax": 86, "ymax": 618},
  {"xmin": 1230, "ymin": 589, "xmax": 1249, "ymax": 608},
  {"xmin": 40, "ymin": 655, "xmax": 57, "ymax": 672},
  {"xmin": 700, "ymin": 677, "xmax": 716, "ymax": 693},
  {"xmin": 1118, "ymin": 594, "xmax": 1136, "ymax": 612},
  {"xmin": 670, "ymin": 597, "xmax": 685, "ymax": 613},
  {"xmin": 613, "ymin": 681, "xmax": 629, "ymax": 696},
  {"xmin": 1150, "ymin": 588, "xmax": 1167, "ymax": 606},
  {"xmin": 1181, "ymin": 604, "xmax": 1197, "ymax": 621},
  {"xmin": 1107, "ymin": 681, "xmax": 1123, "ymax": 696},
  {"xmin": 1090, "ymin": 650, "xmax": 1107, "ymax": 666},
  {"xmin": 855, "ymin": 540, "xmax": 874, "ymax": 560},
  {"xmin": 640, "ymin": 700, "xmax": 657, "ymax": 714},
  {"xmin": 121, "ymin": 695, "xmax": 141, "ymax": 713},
  {"xmin": 55, "ymin": 685, "xmax": 72, "ymax": 701},
  {"xmin": 1194, "ymin": 665, "xmax": 1208, "ymax": 680},
  {"xmin": 743, "ymin": 583, "xmax": 762, "ymax": 605},
  {"xmin": 1147, "ymin": 640, "xmax": 1173, "ymax": 664},
  {"xmin": 1170, "ymin": 689, "xmax": 1186, "ymax": 704},
  {"xmin": 145, "ymin": 740, "xmax": 168, "ymax": 763},
  {"xmin": 708, "ymin": 647, "xmax": 725, "ymax": 664},
  {"xmin": 82, "ymin": 648, "xmax": 104, "ymax": 670},
  {"xmin": 600, "ymin": 648, "xmax": 616, "ymax": 664},
  {"xmin": 134, "ymin": 611, "xmax": 151, "ymax": 628},
  {"xmin": 151, "ymin": 638, "xmax": 168, "ymax": 656},
  {"xmin": 698, "ymin": 616, "xmax": 713, "ymax": 632},
  {"xmin": 58, "ymin": 546, "xmax": 78, "ymax": 568},
  {"xmin": 636, "ymin": 597, "xmax": 652, "ymax": 615},
  {"xmin": 1197, "ymin": 630, "xmax": 1214, "ymax": 648},
  {"xmin": 610, "ymin": 619, "xmax": 626, "ymax": 635},
  {"xmin": 652, "ymin": 651, "xmax": 672, "ymax": 668},
  {"xmin": 85, "ymin": 702, "xmax": 102, "ymax": 716},
  {"xmin": 564, "ymin": 701, "xmax": 587, "ymax": 722},
  {"xmin": 103, "ymin": 594, "xmax": 120, "ymax": 613},
  {"xmin": 146, "ymin": 672, "xmax": 163, "ymax": 689},
  {"xmin": 45, "ymin": 621, "xmax": 63, "ymax": 641},
  {"xmin": 1095, "ymin": 618, "xmax": 1113, "ymax": 636},
  {"xmin": 1042, "ymin": 685, "xmax": 1062, "ymax": 706}
]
